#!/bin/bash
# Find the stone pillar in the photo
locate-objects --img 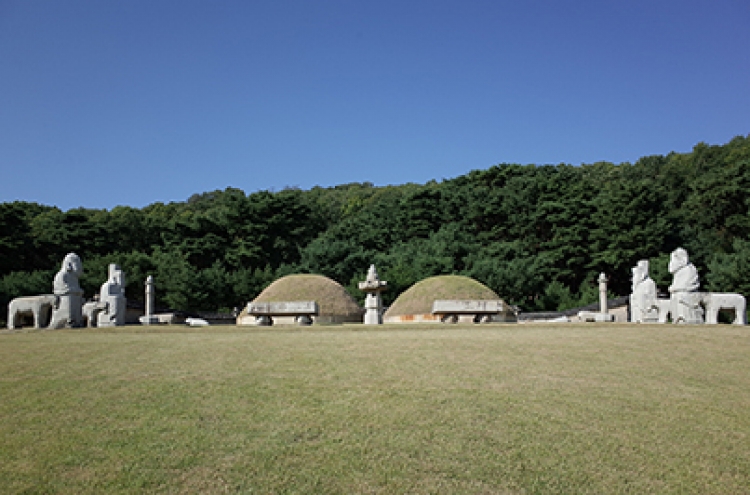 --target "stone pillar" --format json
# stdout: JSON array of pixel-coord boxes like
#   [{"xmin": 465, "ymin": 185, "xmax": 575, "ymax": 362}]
[
  {"xmin": 145, "ymin": 275, "xmax": 154, "ymax": 317},
  {"xmin": 598, "ymin": 272, "xmax": 608, "ymax": 315},
  {"xmin": 358, "ymin": 265, "xmax": 387, "ymax": 325},
  {"xmin": 577, "ymin": 272, "xmax": 614, "ymax": 322},
  {"xmin": 139, "ymin": 275, "xmax": 159, "ymax": 325}
]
